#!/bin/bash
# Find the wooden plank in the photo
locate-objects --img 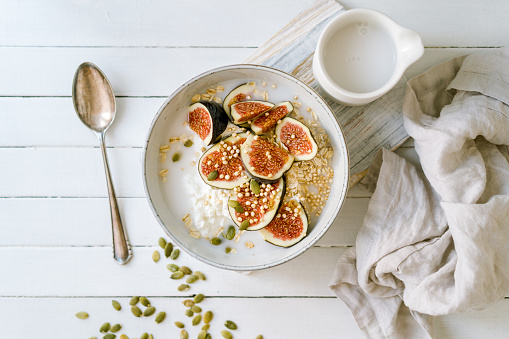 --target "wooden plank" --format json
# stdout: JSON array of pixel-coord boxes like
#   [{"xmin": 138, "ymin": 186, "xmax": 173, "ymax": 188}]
[
  {"xmin": 0, "ymin": 197, "xmax": 368, "ymax": 247},
  {"xmin": 0, "ymin": 247, "xmax": 346, "ymax": 297}
]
